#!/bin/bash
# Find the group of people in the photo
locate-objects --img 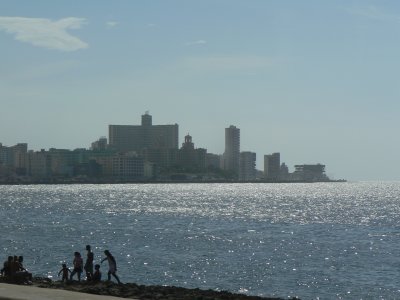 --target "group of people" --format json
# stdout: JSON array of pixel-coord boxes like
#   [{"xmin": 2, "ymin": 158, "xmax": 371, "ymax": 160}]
[
  {"xmin": 0, "ymin": 255, "xmax": 32, "ymax": 284},
  {"xmin": 58, "ymin": 245, "xmax": 121, "ymax": 284},
  {"xmin": 1, "ymin": 246, "xmax": 121, "ymax": 285}
]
